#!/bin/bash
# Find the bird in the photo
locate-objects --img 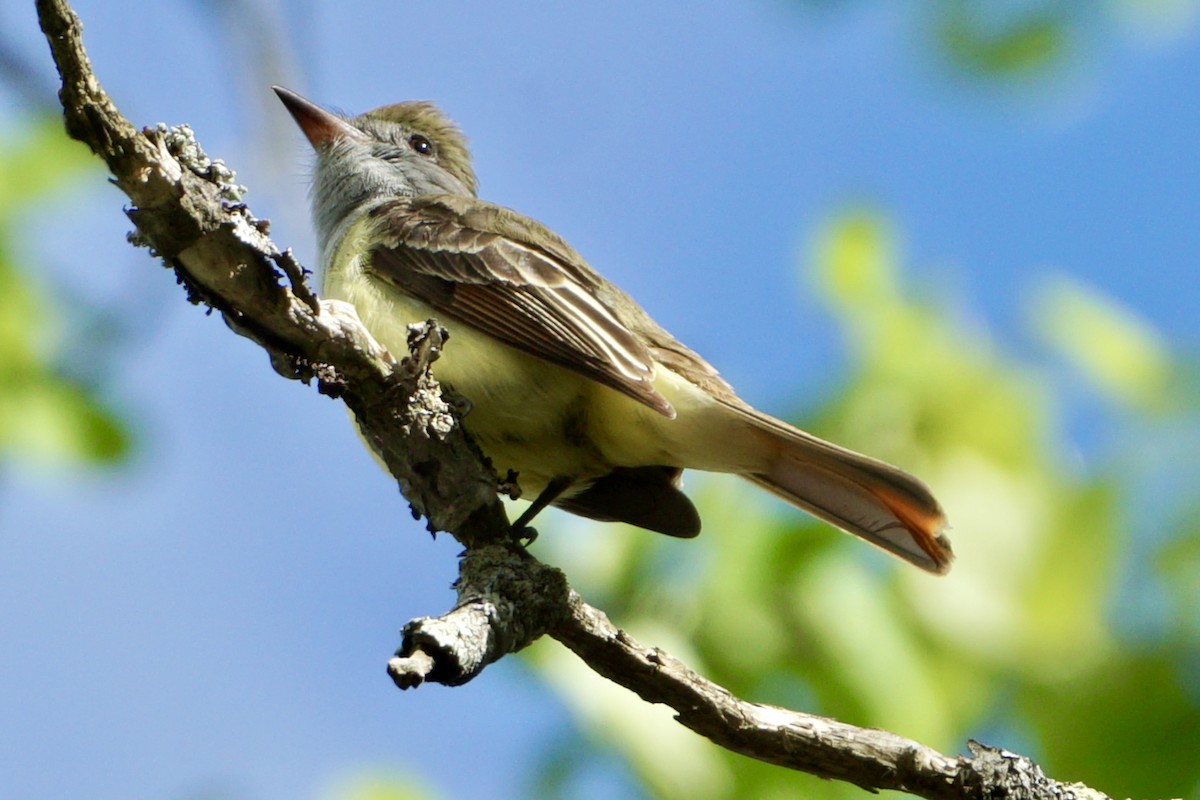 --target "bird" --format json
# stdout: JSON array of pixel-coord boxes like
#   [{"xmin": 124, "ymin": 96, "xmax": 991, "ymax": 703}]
[{"xmin": 275, "ymin": 86, "xmax": 952, "ymax": 574}]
